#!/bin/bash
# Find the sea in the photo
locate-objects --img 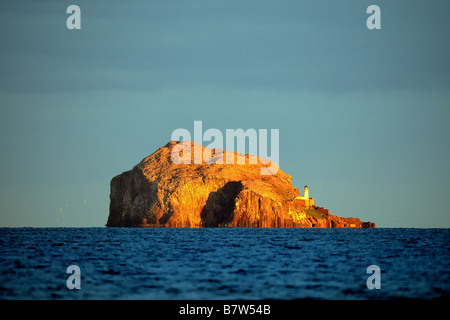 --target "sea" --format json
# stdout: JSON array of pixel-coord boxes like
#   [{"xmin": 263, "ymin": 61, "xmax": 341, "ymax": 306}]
[{"xmin": 0, "ymin": 227, "xmax": 448, "ymax": 300}]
